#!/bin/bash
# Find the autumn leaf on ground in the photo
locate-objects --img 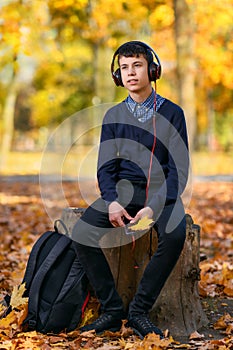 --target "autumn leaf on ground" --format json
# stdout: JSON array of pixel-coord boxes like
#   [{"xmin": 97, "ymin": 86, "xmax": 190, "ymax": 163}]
[
  {"xmin": 0, "ymin": 303, "xmax": 5, "ymax": 317},
  {"xmin": 189, "ymin": 330, "xmax": 205, "ymax": 340},
  {"xmin": 1, "ymin": 180, "xmax": 233, "ymax": 350},
  {"xmin": 134, "ymin": 332, "xmax": 171, "ymax": 349},
  {"xmin": 120, "ymin": 319, "xmax": 134, "ymax": 338},
  {"xmin": 0, "ymin": 304, "xmax": 28, "ymax": 338},
  {"xmin": 79, "ymin": 307, "xmax": 96, "ymax": 328},
  {"xmin": 0, "ymin": 309, "xmax": 17, "ymax": 329},
  {"xmin": 15, "ymin": 303, "xmax": 28, "ymax": 328},
  {"xmin": 214, "ymin": 313, "xmax": 233, "ymax": 330},
  {"xmin": 78, "ymin": 297, "xmax": 100, "ymax": 328},
  {"xmin": 128, "ymin": 216, "xmax": 154, "ymax": 231},
  {"xmin": 10, "ymin": 283, "xmax": 28, "ymax": 310}
]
